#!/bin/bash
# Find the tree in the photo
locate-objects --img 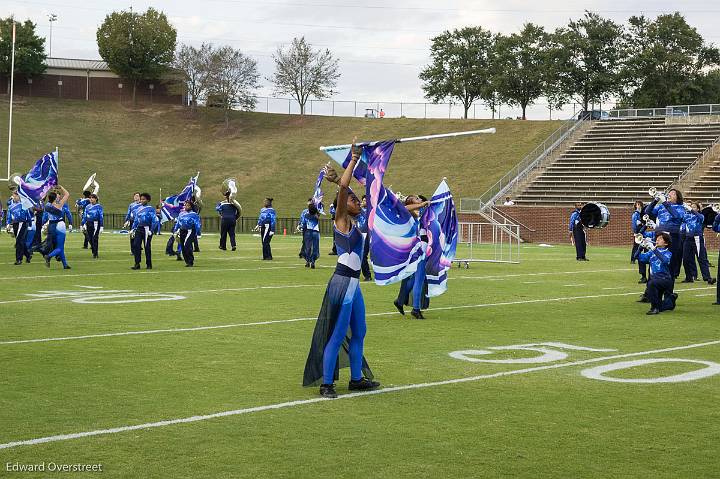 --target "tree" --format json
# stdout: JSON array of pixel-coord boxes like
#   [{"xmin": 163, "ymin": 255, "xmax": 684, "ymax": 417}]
[
  {"xmin": 0, "ymin": 17, "xmax": 47, "ymax": 94},
  {"xmin": 96, "ymin": 7, "xmax": 177, "ymax": 104},
  {"xmin": 622, "ymin": 13, "xmax": 720, "ymax": 107},
  {"xmin": 420, "ymin": 27, "xmax": 495, "ymax": 119},
  {"xmin": 552, "ymin": 12, "xmax": 625, "ymax": 111},
  {"xmin": 269, "ymin": 37, "xmax": 339, "ymax": 115},
  {"xmin": 170, "ymin": 43, "xmax": 214, "ymax": 112},
  {"xmin": 207, "ymin": 46, "xmax": 259, "ymax": 128},
  {"xmin": 494, "ymin": 24, "xmax": 549, "ymax": 120}
]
